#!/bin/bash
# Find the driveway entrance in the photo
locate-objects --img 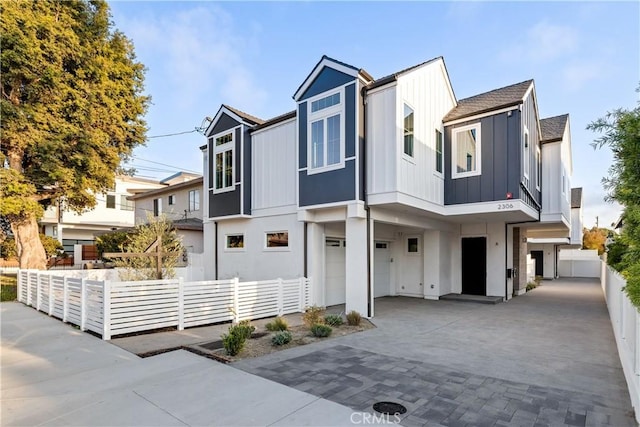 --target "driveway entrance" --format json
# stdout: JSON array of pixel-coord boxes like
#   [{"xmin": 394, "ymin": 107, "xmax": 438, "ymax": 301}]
[{"xmin": 237, "ymin": 279, "xmax": 636, "ymax": 426}]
